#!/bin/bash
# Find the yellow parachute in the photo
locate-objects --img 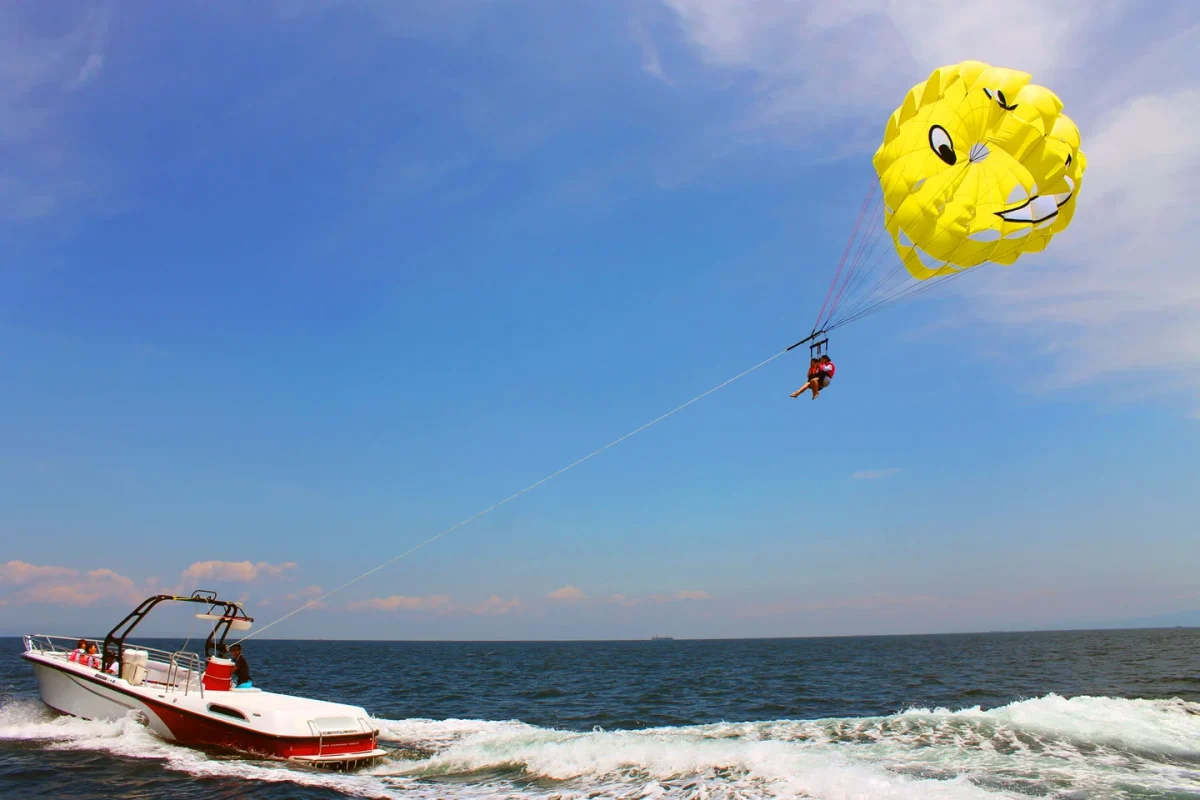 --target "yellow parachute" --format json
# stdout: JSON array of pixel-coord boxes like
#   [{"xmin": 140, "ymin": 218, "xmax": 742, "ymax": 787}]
[
  {"xmin": 808, "ymin": 60, "xmax": 1087, "ymax": 335},
  {"xmin": 873, "ymin": 60, "xmax": 1087, "ymax": 280}
]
